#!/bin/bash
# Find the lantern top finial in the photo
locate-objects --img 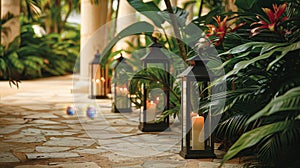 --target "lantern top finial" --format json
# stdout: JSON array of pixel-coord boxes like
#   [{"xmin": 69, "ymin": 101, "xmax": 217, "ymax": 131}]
[
  {"xmin": 141, "ymin": 37, "xmax": 169, "ymax": 62},
  {"xmin": 149, "ymin": 36, "xmax": 164, "ymax": 48},
  {"xmin": 116, "ymin": 53, "xmax": 124, "ymax": 62},
  {"xmin": 186, "ymin": 55, "xmax": 209, "ymax": 66},
  {"xmin": 178, "ymin": 55, "xmax": 210, "ymax": 80},
  {"xmin": 95, "ymin": 50, "xmax": 101, "ymax": 58},
  {"xmin": 90, "ymin": 50, "xmax": 101, "ymax": 64}
]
